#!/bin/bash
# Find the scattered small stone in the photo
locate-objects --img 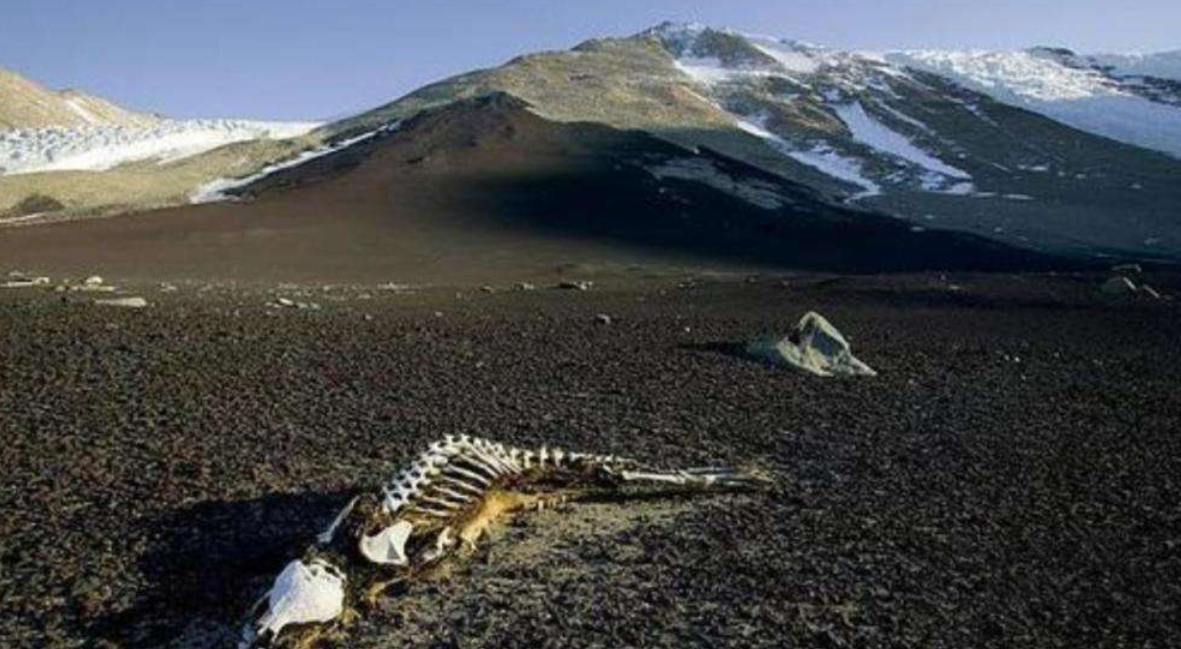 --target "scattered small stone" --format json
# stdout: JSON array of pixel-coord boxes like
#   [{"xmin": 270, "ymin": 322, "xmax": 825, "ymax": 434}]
[
  {"xmin": 747, "ymin": 311, "xmax": 877, "ymax": 377},
  {"xmin": 480, "ymin": 285, "xmax": 496, "ymax": 294},
  {"xmin": 2, "ymin": 276, "xmax": 49, "ymax": 288},
  {"xmin": 1111, "ymin": 263, "xmax": 1142, "ymax": 275},
  {"xmin": 558, "ymin": 280, "xmax": 593, "ymax": 291},
  {"xmin": 158, "ymin": 283, "xmax": 178, "ymax": 293},
  {"xmin": 70, "ymin": 276, "xmax": 118, "ymax": 293},
  {"xmin": 95, "ymin": 297, "xmax": 148, "ymax": 309},
  {"xmin": 270, "ymin": 296, "xmax": 320, "ymax": 310},
  {"xmin": 376, "ymin": 282, "xmax": 415, "ymax": 293},
  {"xmin": 595, "ymin": 314, "xmax": 612, "ymax": 325},
  {"xmin": 513, "ymin": 282, "xmax": 536, "ymax": 291}
]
